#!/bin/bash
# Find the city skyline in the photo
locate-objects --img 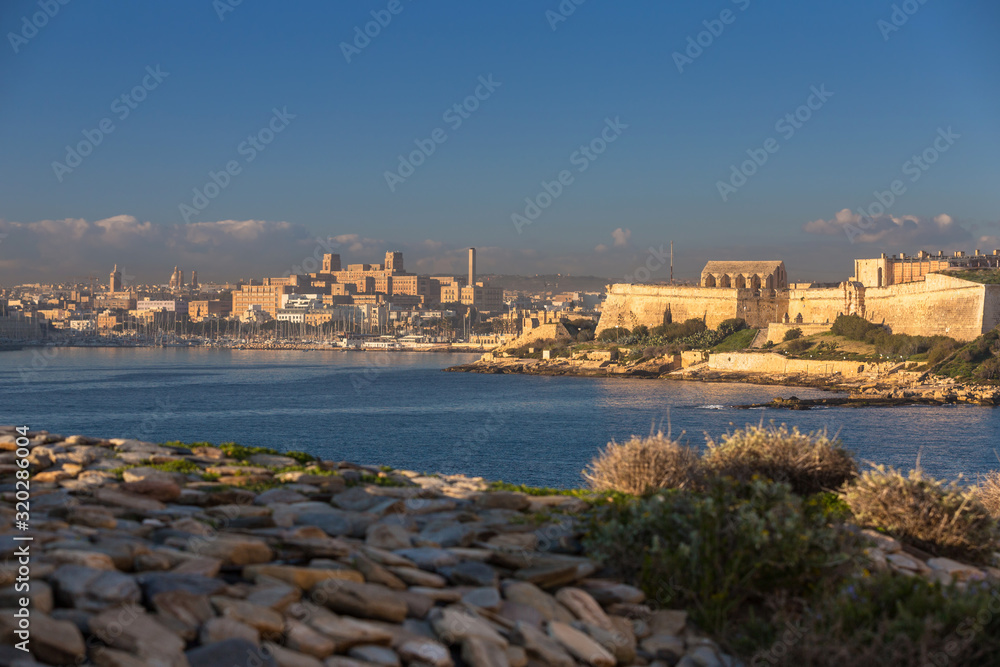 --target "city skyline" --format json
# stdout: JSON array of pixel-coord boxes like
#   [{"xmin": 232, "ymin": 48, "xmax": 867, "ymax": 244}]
[{"xmin": 2, "ymin": 1, "xmax": 999, "ymax": 284}]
